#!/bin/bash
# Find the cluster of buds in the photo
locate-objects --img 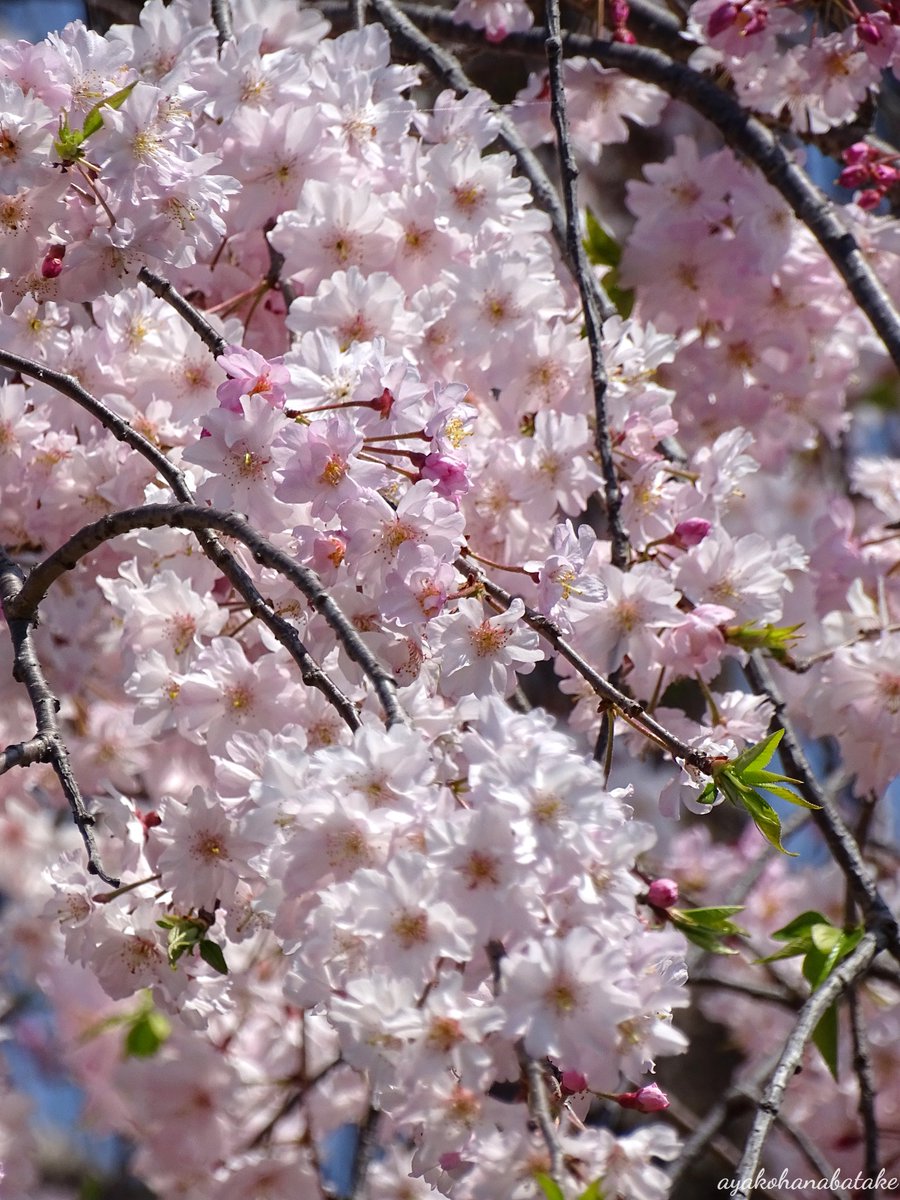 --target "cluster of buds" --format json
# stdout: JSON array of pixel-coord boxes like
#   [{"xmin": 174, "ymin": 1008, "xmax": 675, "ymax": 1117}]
[{"xmin": 839, "ymin": 142, "xmax": 900, "ymax": 210}]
